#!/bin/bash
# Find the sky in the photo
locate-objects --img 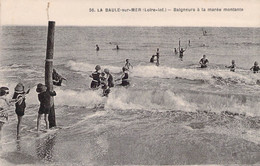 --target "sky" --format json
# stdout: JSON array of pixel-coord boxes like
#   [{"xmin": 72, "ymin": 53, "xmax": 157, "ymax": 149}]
[{"xmin": 0, "ymin": 0, "xmax": 260, "ymax": 27}]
